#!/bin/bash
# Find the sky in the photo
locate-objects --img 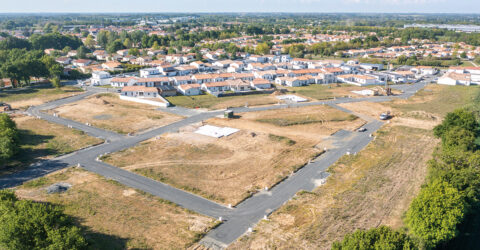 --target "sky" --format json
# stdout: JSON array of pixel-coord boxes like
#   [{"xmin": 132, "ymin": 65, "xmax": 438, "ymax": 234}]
[{"xmin": 1, "ymin": 0, "xmax": 479, "ymax": 13}]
